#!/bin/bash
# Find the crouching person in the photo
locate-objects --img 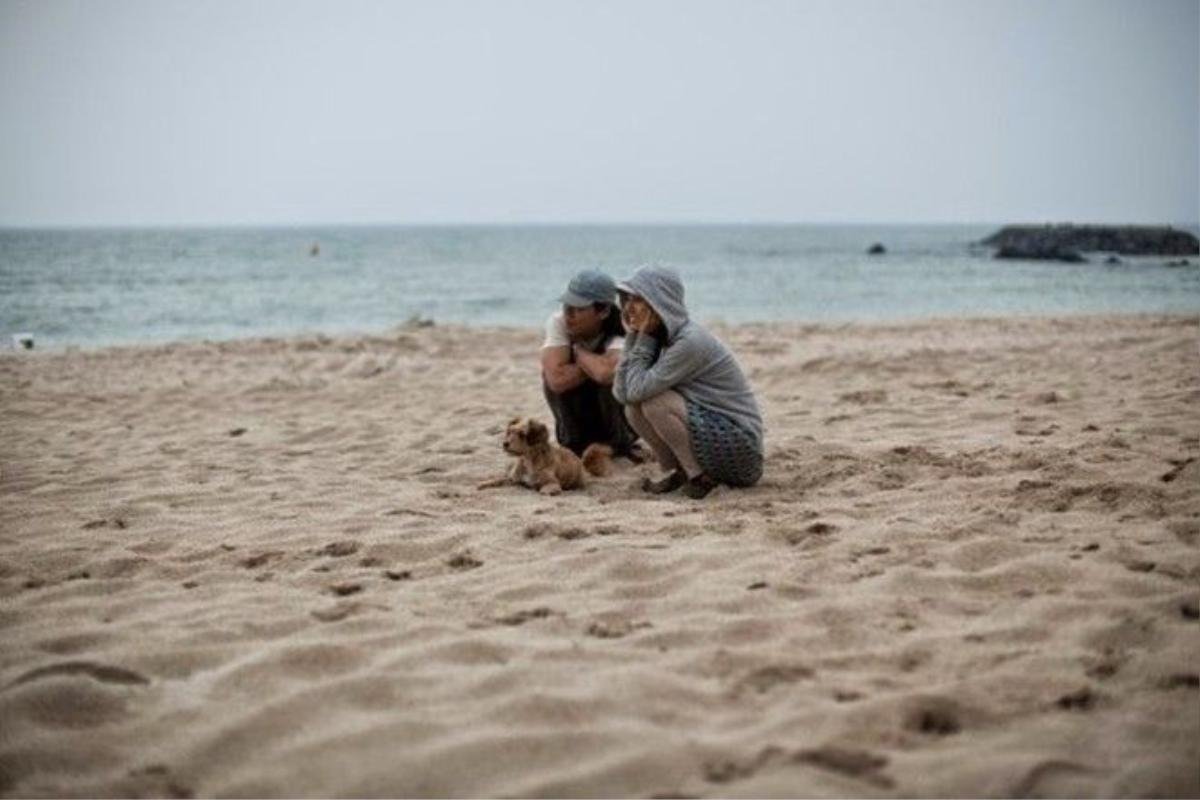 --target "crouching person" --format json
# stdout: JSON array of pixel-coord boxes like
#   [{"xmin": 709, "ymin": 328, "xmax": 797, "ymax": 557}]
[
  {"xmin": 612, "ymin": 265, "xmax": 763, "ymax": 499},
  {"xmin": 541, "ymin": 269, "xmax": 639, "ymax": 459}
]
